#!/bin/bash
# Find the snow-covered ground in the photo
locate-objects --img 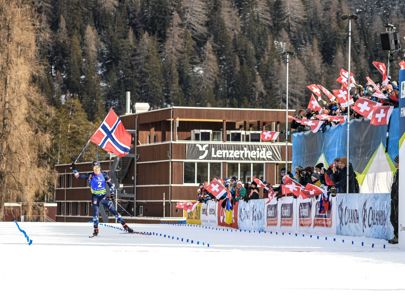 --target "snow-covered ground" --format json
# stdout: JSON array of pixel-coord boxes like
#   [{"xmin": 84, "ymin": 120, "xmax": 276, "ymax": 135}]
[{"xmin": 1, "ymin": 222, "xmax": 404, "ymax": 299}]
